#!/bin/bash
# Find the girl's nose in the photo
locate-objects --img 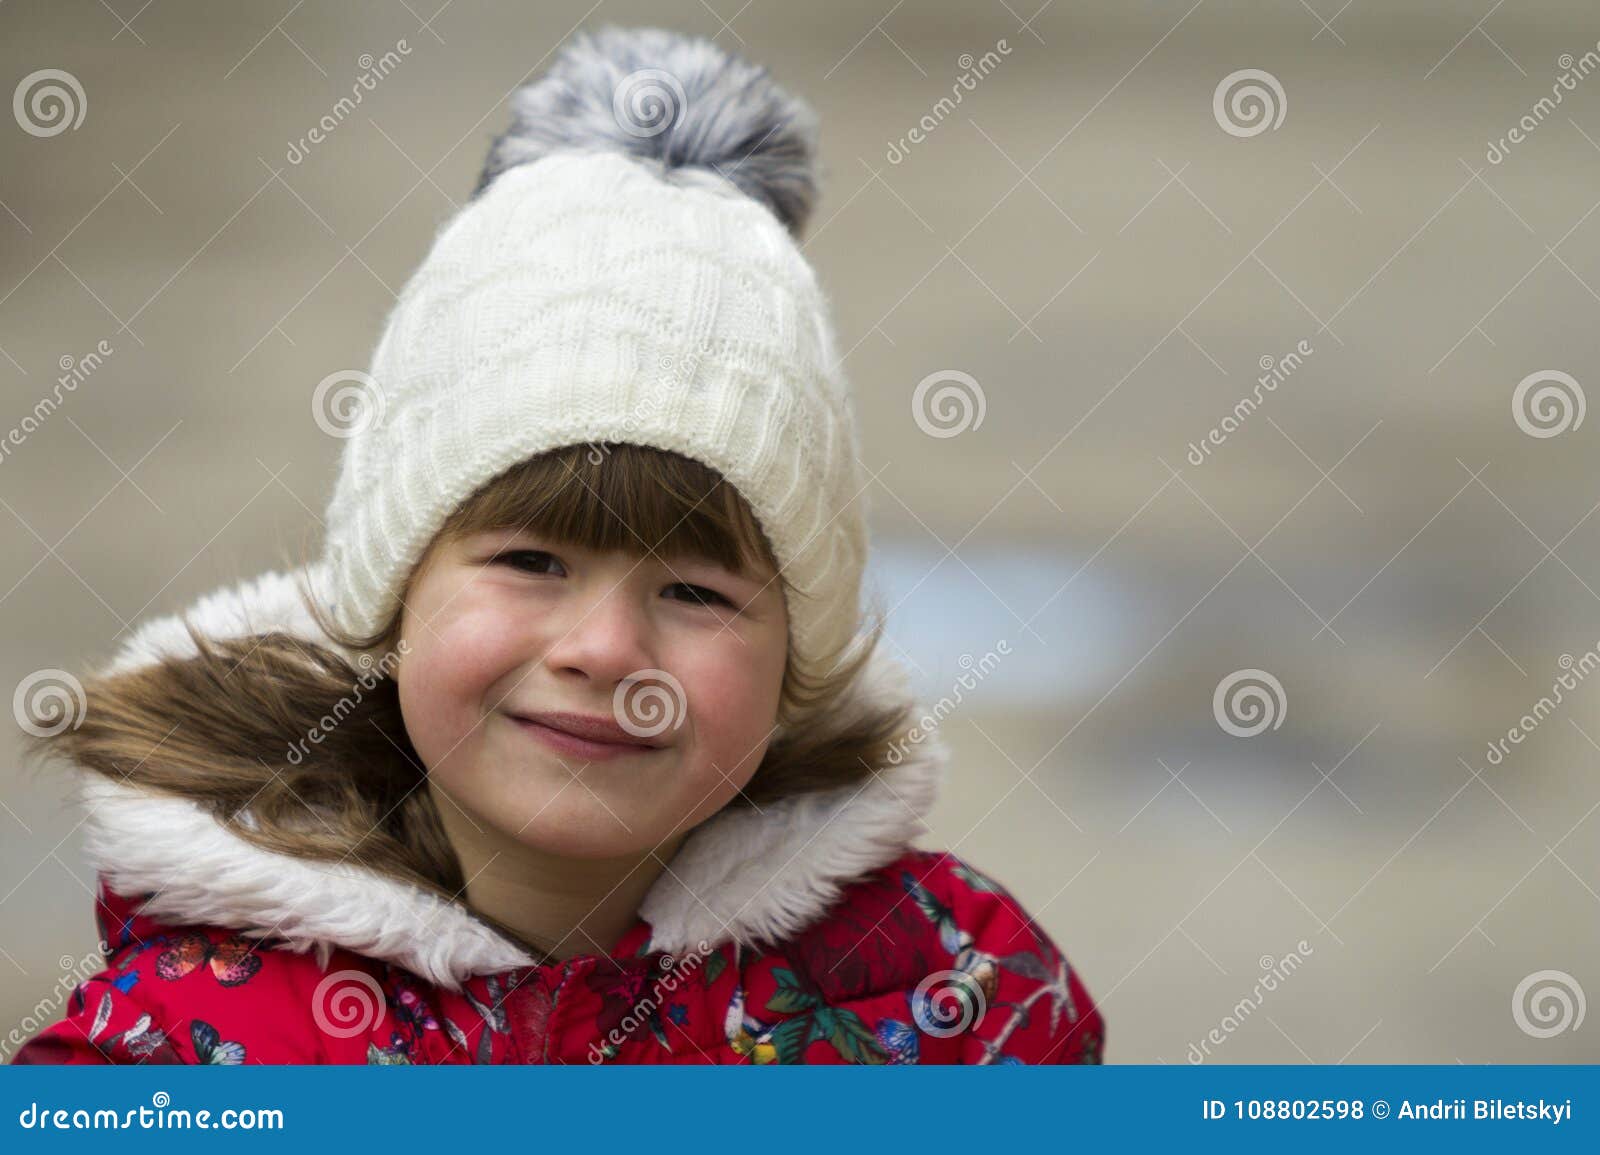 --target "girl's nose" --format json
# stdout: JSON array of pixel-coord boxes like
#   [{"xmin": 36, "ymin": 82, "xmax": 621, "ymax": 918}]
[{"xmin": 540, "ymin": 581, "xmax": 657, "ymax": 686}]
